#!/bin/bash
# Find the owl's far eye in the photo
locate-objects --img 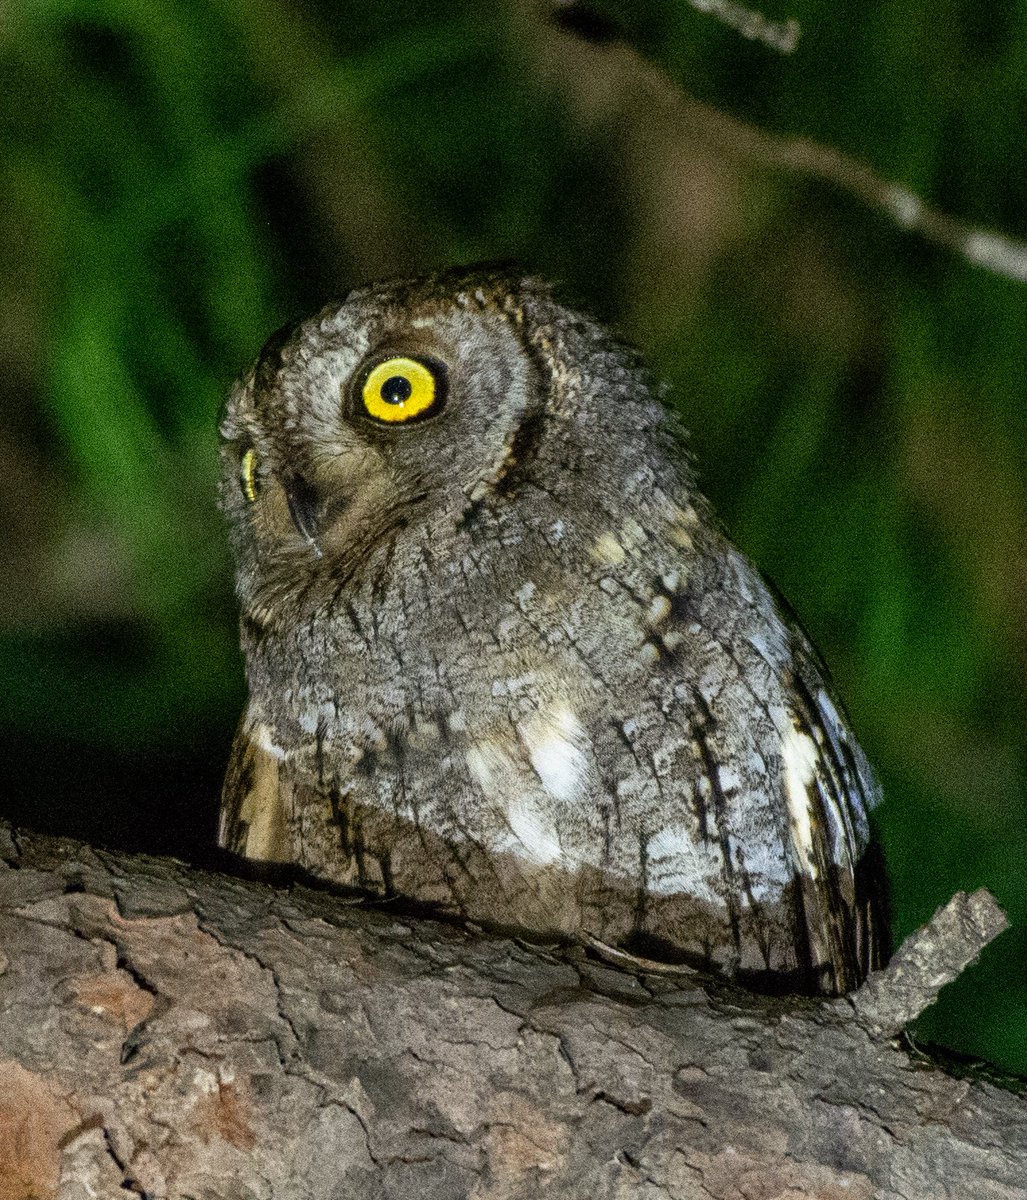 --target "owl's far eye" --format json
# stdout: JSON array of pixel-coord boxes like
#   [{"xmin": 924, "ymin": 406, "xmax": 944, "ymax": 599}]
[
  {"xmin": 240, "ymin": 446, "xmax": 260, "ymax": 502},
  {"xmin": 360, "ymin": 356, "xmax": 445, "ymax": 424}
]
